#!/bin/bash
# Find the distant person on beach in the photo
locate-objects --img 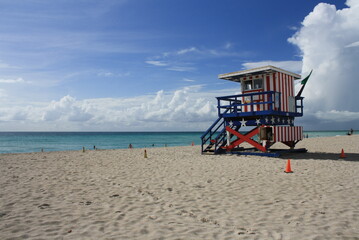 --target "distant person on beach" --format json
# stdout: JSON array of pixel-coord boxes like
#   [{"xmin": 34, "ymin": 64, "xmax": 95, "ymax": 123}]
[{"xmin": 348, "ymin": 128, "xmax": 354, "ymax": 135}]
